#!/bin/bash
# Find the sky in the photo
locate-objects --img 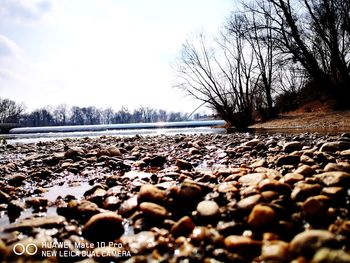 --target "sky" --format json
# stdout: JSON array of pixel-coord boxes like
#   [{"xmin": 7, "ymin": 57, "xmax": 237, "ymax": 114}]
[{"xmin": 0, "ymin": 0, "xmax": 233, "ymax": 113}]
